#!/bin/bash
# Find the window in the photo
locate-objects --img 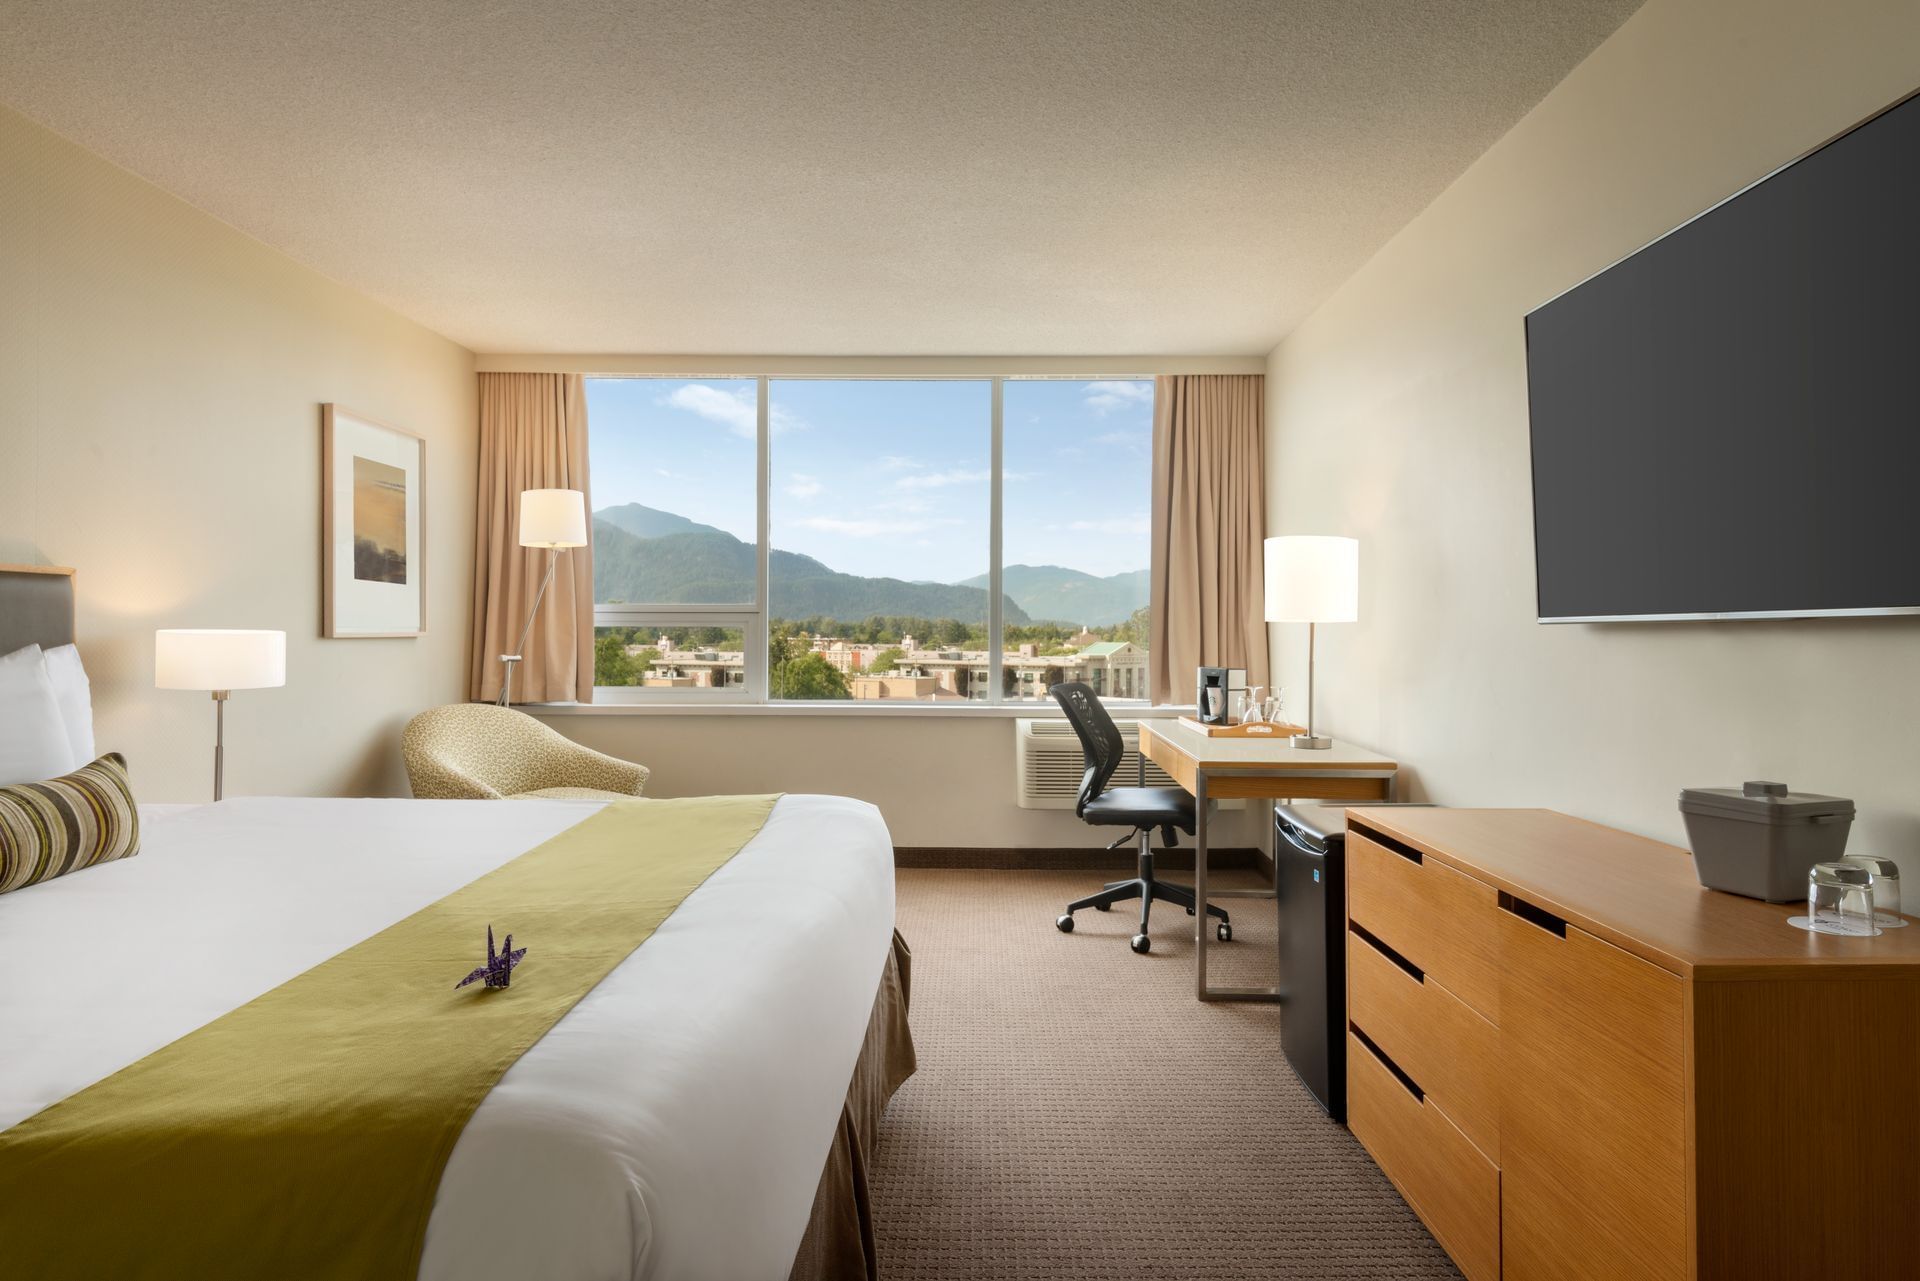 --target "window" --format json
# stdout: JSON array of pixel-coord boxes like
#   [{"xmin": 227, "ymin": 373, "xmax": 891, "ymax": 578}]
[
  {"xmin": 586, "ymin": 375, "xmax": 1154, "ymax": 706},
  {"xmin": 769, "ymin": 379, "xmax": 991, "ymax": 701},
  {"xmin": 1000, "ymin": 379, "xmax": 1152, "ymax": 703},
  {"xmin": 588, "ymin": 378, "xmax": 762, "ymax": 702}
]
